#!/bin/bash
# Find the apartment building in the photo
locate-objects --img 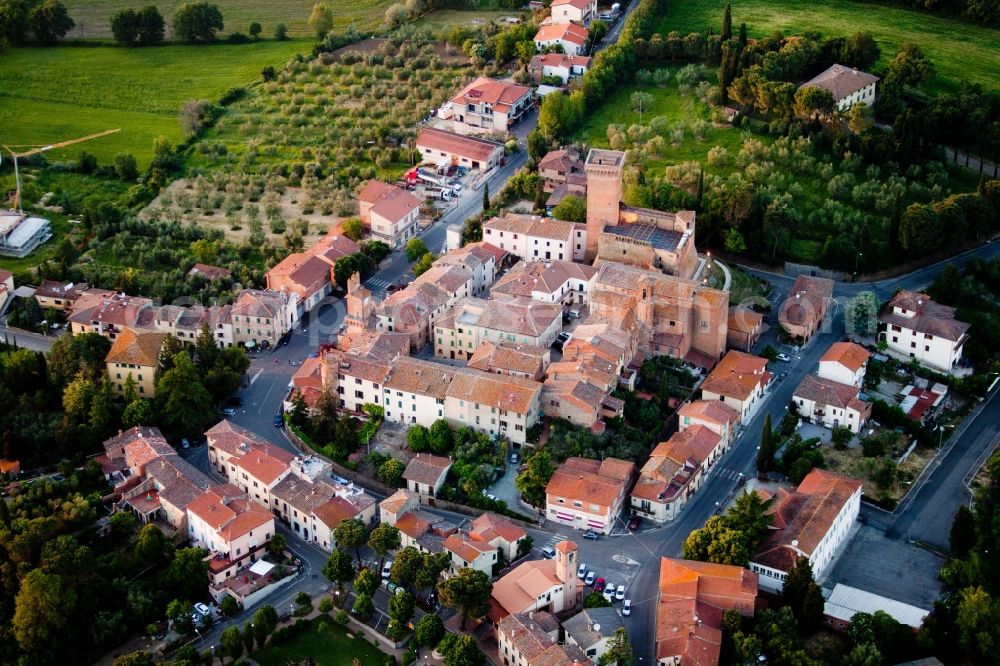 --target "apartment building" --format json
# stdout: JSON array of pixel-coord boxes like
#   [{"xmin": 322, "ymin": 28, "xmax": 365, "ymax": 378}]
[
  {"xmin": 67, "ymin": 291, "xmax": 154, "ymax": 340},
  {"xmin": 416, "ymin": 127, "xmax": 506, "ymax": 171},
  {"xmin": 449, "ymin": 77, "xmax": 534, "ymax": 135},
  {"xmin": 549, "ymin": 0, "xmax": 597, "ymax": 24},
  {"xmin": 631, "ymin": 425, "xmax": 724, "ymax": 524},
  {"xmin": 878, "ymin": 290, "xmax": 970, "ymax": 372},
  {"xmin": 792, "ymin": 374, "xmax": 872, "ymax": 434},
  {"xmin": 469, "ymin": 513, "xmax": 527, "ymax": 562},
  {"xmin": 433, "ymin": 242, "xmax": 501, "ymax": 297},
  {"xmin": 34, "ymin": 279, "xmax": 97, "ymax": 312},
  {"xmin": 468, "ymin": 341, "xmax": 550, "ymax": 381},
  {"xmin": 483, "ymin": 214, "xmax": 582, "ymax": 263},
  {"xmin": 231, "ymin": 288, "xmax": 297, "ymax": 348},
  {"xmin": 270, "ymin": 471, "xmax": 377, "ymax": 550},
  {"xmin": 187, "ymin": 485, "xmax": 275, "ymax": 589},
  {"xmin": 699, "ymin": 351, "xmax": 771, "ymax": 424},
  {"xmin": 677, "ymin": 399, "xmax": 740, "ymax": 447},
  {"xmin": 545, "ymin": 457, "xmax": 635, "ymax": 535},
  {"xmin": 750, "ymin": 468, "xmax": 862, "ymax": 592},
  {"xmin": 490, "ymin": 260, "xmax": 597, "ymax": 305},
  {"xmin": 105, "ymin": 327, "xmax": 167, "ymax": 398},
  {"xmin": 444, "ymin": 532, "xmax": 498, "ymax": 575},
  {"xmin": 433, "ymin": 296, "xmax": 563, "ymax": 359}
]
